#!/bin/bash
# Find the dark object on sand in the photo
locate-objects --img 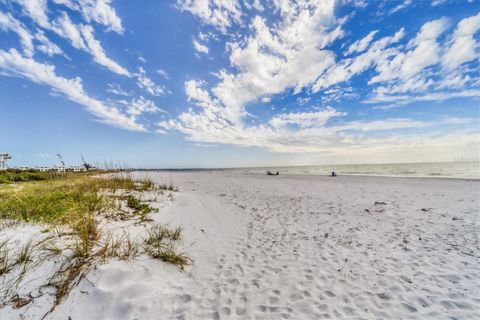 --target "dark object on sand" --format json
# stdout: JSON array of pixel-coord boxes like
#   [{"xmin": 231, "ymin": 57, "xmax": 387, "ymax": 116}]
[
  {"xmin": 266, "ymin": 170, "xmax": 279, "ymax": 176},
  {"xmin": 331, "ymin": 171, "xmax": 337, "ymax": 177}
]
